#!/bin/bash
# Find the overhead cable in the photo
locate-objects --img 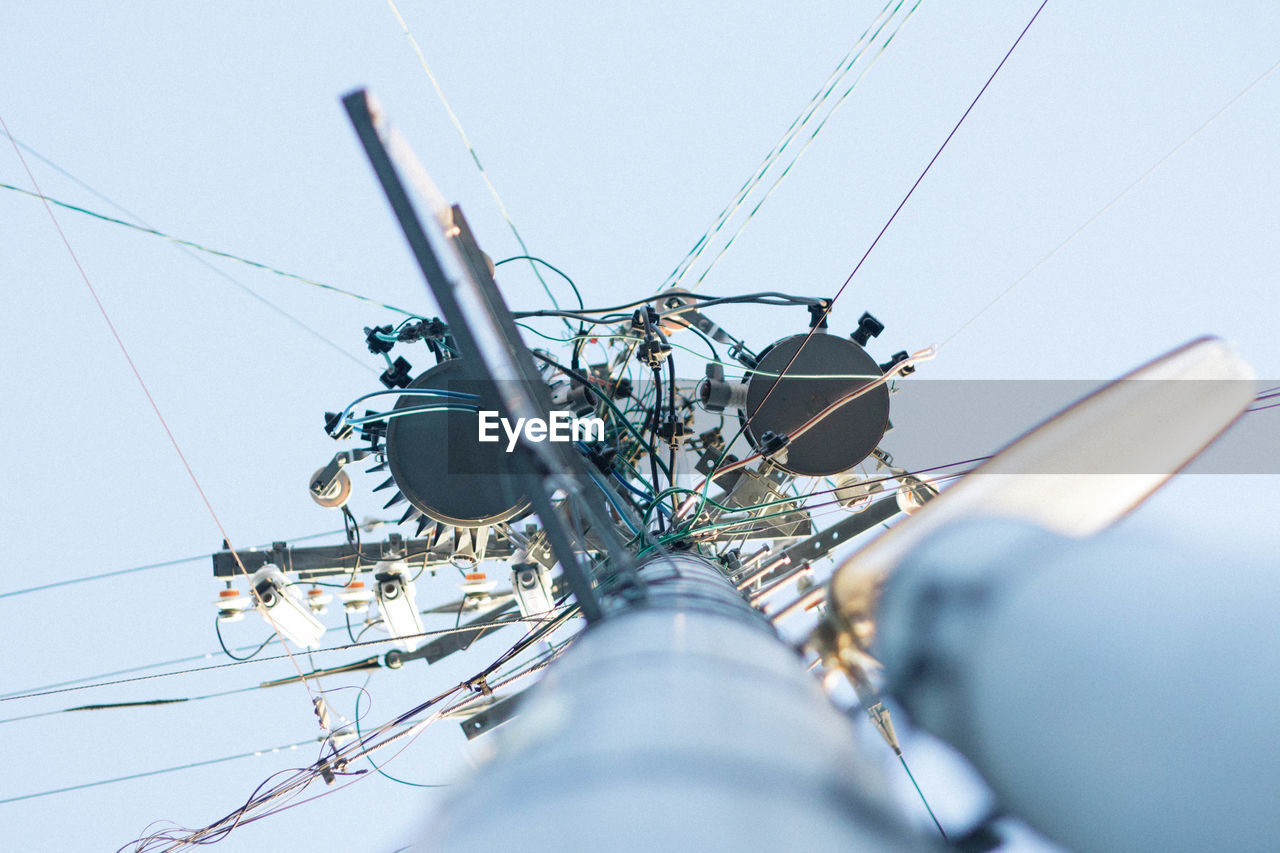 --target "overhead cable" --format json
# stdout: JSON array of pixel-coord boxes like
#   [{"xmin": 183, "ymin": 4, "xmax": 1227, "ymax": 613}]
[{"xmin": 4, "ymin": 138, "xmax": 376, "ymax": 373}]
